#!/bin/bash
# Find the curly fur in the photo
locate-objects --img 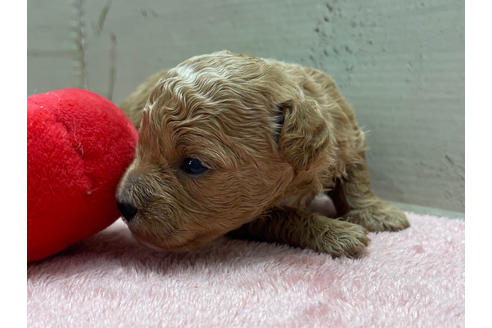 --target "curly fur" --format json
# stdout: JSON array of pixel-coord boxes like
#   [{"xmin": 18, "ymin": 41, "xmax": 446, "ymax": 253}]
[{"xmin": 117, "ymin": 50, "xmax": 409, "ymax": 257}]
